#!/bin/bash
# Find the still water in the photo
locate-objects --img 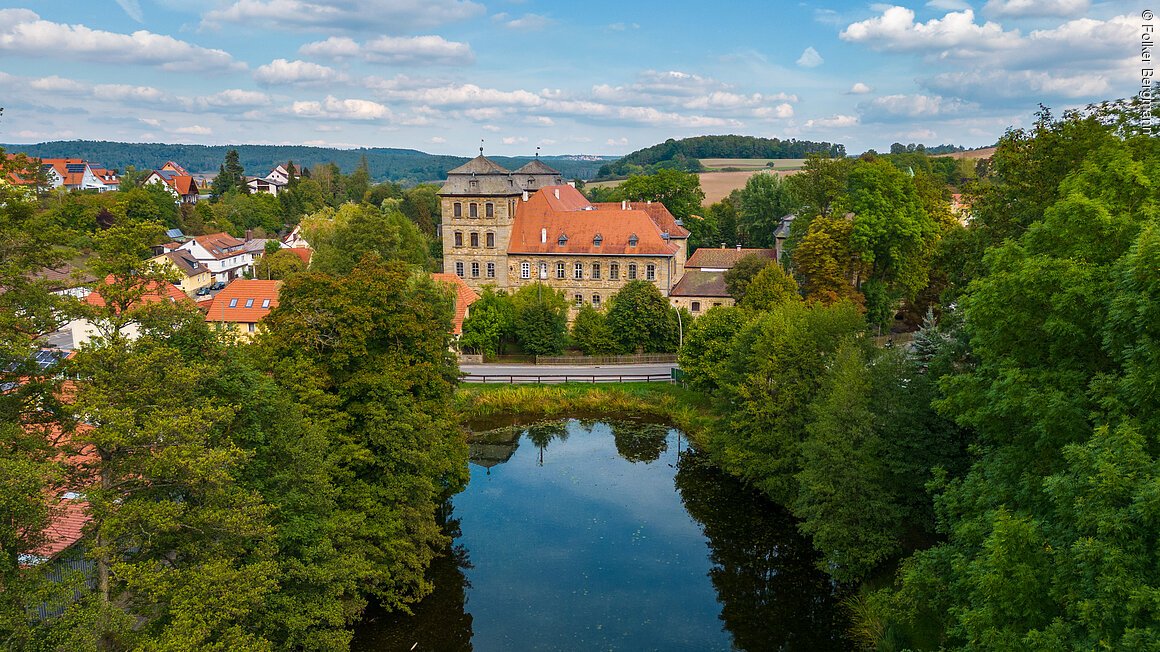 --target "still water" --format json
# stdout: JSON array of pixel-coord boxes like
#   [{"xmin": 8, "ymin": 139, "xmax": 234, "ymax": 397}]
[{"xmin": 352, "ymin": 419, "xmax": 851, "ymax": 651}]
